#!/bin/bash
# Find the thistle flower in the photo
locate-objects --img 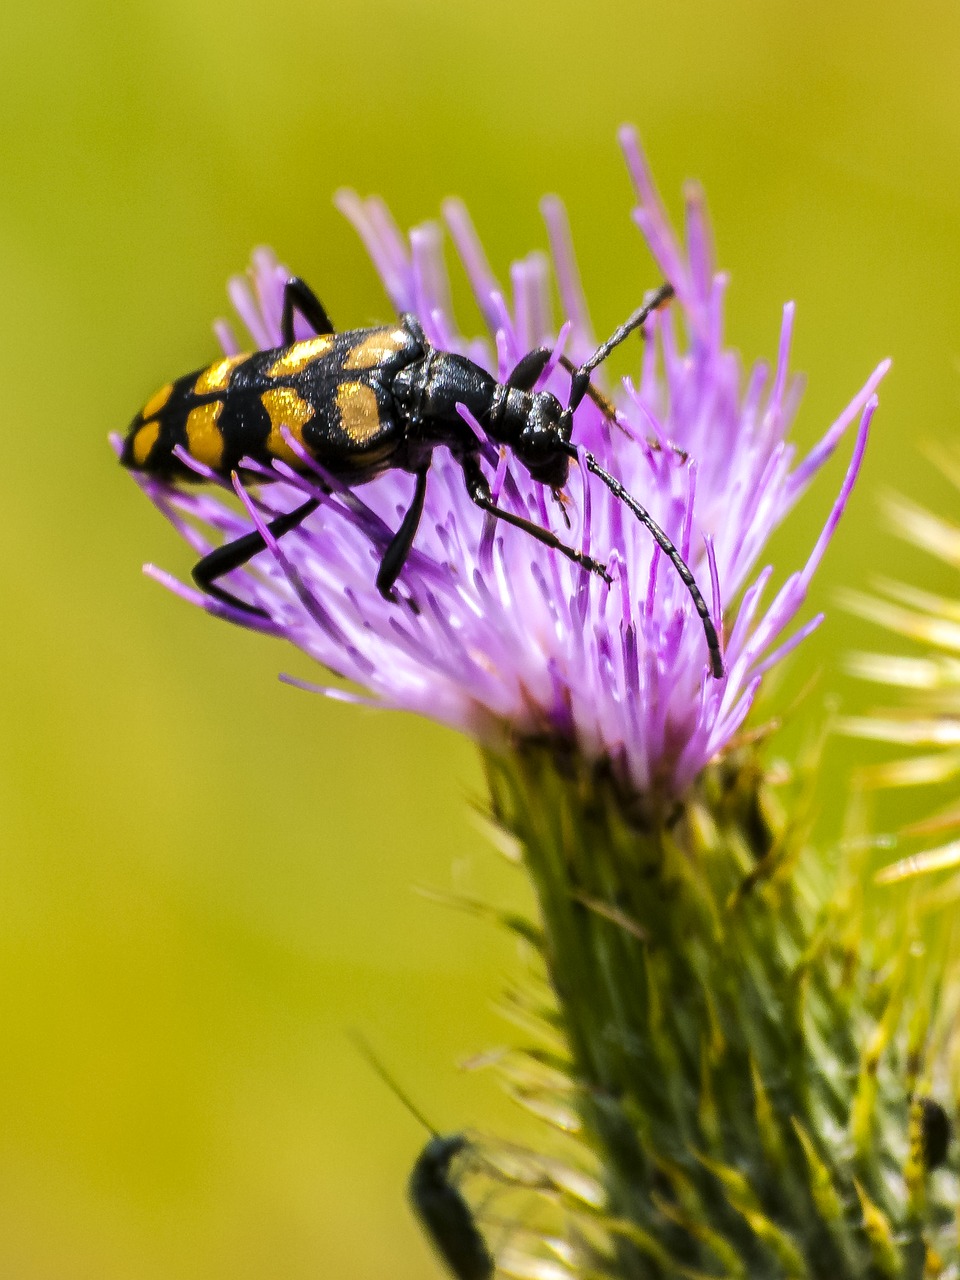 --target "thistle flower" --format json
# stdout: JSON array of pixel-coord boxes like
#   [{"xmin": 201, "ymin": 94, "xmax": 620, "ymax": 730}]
[
  {"xmin": 117, "ymin": 136, "xmax": 955, "ymax": 1280},
  {"xmin": 122, "ymin": 127, "xmax": 885, "ymax": 803}
]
